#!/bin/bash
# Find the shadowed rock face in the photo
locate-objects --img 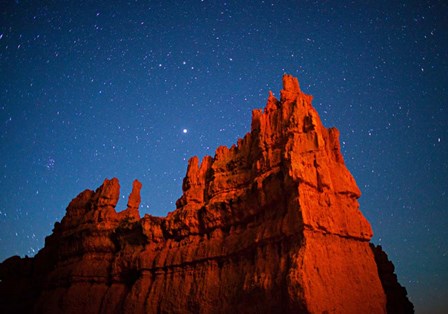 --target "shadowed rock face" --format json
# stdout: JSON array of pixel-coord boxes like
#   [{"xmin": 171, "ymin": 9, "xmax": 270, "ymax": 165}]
[
  {"xmin": 0, "ymin": 75, "xmax": 413, "ymax": 314},
  {"xmin": 371, "ymin": 244, "xmax": 415, "ymax": 314}
]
